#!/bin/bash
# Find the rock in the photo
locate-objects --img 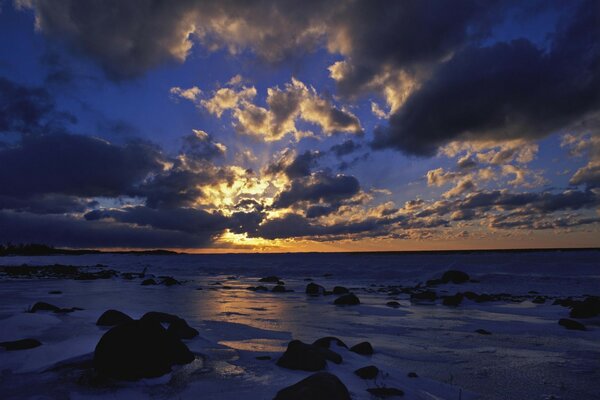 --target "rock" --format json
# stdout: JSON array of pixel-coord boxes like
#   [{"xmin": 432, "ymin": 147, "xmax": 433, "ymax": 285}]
[
  {"xmin": 441, "ymin": 270, "xmax": 470, "ymax": 284},
  {"xmin": 96, "ymin": 310, "xmax": 133, "ymax": 326},
  {"xmin": 386, "ymin": 301, "xmax": 401, "ymax": 308},
  {"xmin": 410, "ymin": 291, "xmax": 436, "ymax": 302},
  {"xmin": 475, "ymin": 329, "xmax": 491, "ymax": 335},
  {"xmin": 367, "ymin": 387, "xmax": 404, "ymax": 398},
  {"xmin": 312, "ymin": 337, "xmax": 348, "ymax": 349},
  {"xmin": 474, "ymin": 293, "xmax": 493, "ymax": 303},
  {"xmin": 272, "ymin": 285, "xmax": 288, "ymax": 293},
  {"xmin": 426, "ymin": 278, "xmax": 443, "ymax": 286},
  {"xmin": 306, "ymin": 282, "xmax": 326, "ymax": 295},
  {"xmin": 442, "ymin": 293, "xmax": 464, "ymax": 307},
  {"xmin": 532, "ymin": 296, "xmax": 546, "ymax": 304},
  {"xmin": 0, "ymin": 338, "xmax": 42, "ymax": 350},
  {"xmin": 93, "ymin": 319, "xmax": 194, "ymax": 380},
  {"xmin": 569, "ymin": 297, "xmax": 600, "ymax": 318},
  {"xmin": 160, "ymin": 277, "xmax": 180, "ymax": 286},
  {"xmin": 463, "ymin": 291, "xmax": 478, "ymax": 300},
  {"xmin": 48, "ymin": 290, "xmax": 62, "ymax": 294},
  {"xmin": 333, "ymin": 286, "xmax": 349, "ymax": 295},
  {"xmin": 276, "ymin": 340, "xmax": 327, "ymax": 371},
  {"xmin": 259, "ymin": 276, "xmax": 281, "ymax": 283},
  {"xmin": 30, "ymin": 301, "xmax": 60, "ymax": 313},
  {"xmin": 274, "ymin": 372, "xmax": 350, "ymax": 400},
  {"xmin": 140, "ymin": 311, "xmax": 180, "ymax": 325},
  {"xmin": 407, "ymin": 372, "xmax": 418, "ymax": 378},
  {"xmin": 256, "ymin": 355, "xmax": 271, "ymax": 360},
  {"xmin": 334, "ymin": 293, "xmax": 360, "ymax": 306},
  {"xmin": 141, "ymin": 278, "xmax": 157, "ymax": 286},
  {"xmin": 559, "ymin": 318, "xmax": 586, "ymax": 331},
  {"xmin": 354, "ymin": 365, "xmax": 379, "ymax": 379},
  {"xmin": 350, "ymin": 341, "xmax": 374, "ymax": 355},
  {"xmin": 167, "ymin": 318, "xmax": 199, "ymax": 339}
]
